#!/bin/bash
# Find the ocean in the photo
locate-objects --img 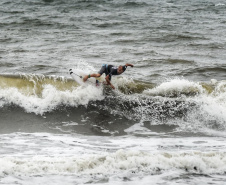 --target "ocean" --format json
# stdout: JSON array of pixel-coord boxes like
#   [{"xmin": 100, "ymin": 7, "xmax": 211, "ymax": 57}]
[{"xmin": 0, "ymin": 0, "xmax": 226, "ymax": 184}]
